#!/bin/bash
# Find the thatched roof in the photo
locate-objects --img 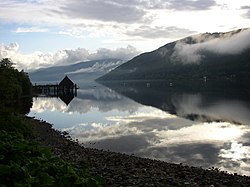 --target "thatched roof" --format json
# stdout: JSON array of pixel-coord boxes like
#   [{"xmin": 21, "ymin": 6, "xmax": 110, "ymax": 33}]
[{"xmin": 59, "ymin": 76, "xmax": 74, "ymax": 87}]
